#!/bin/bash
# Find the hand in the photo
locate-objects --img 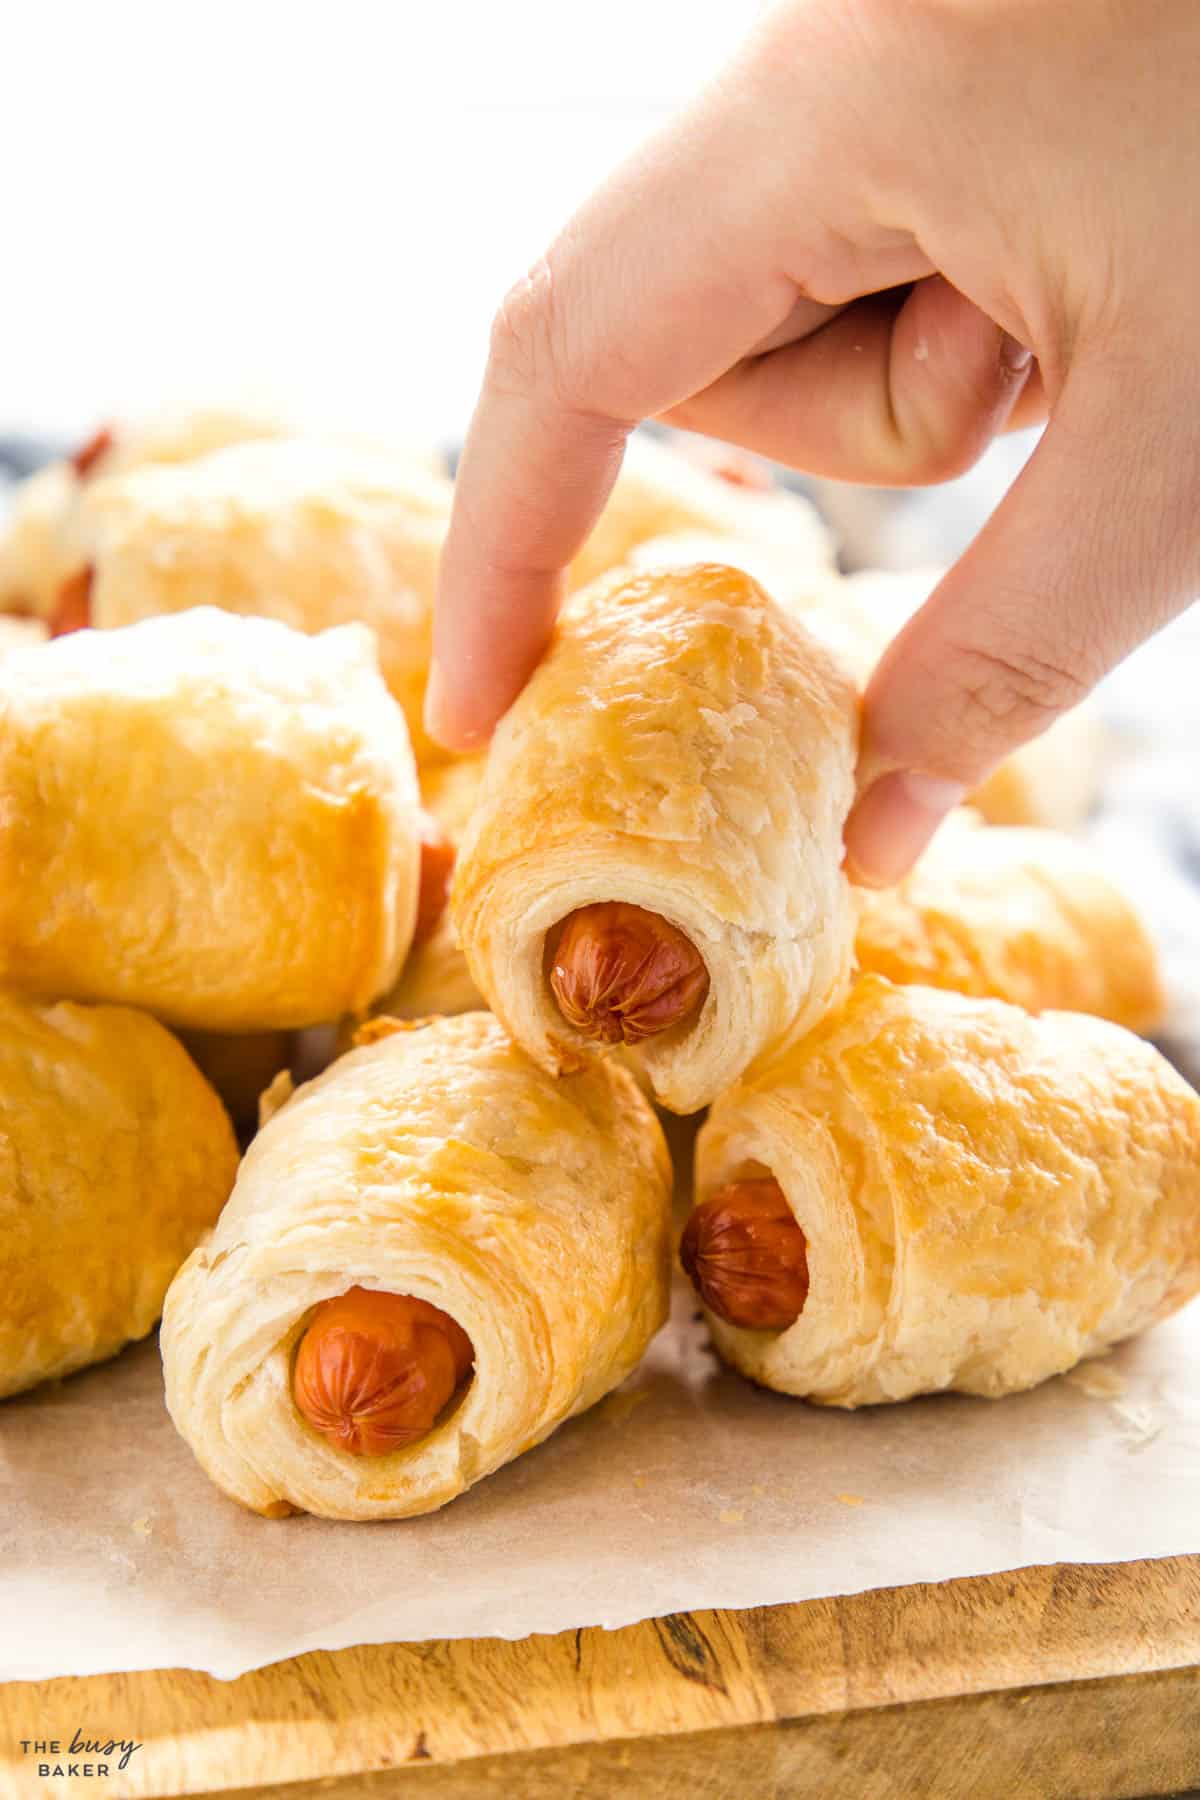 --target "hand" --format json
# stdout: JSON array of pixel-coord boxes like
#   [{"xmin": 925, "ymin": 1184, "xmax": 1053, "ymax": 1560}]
[{"xmin": 429, "ymin": 0, "xmax": 1200, "ymax": 883}]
